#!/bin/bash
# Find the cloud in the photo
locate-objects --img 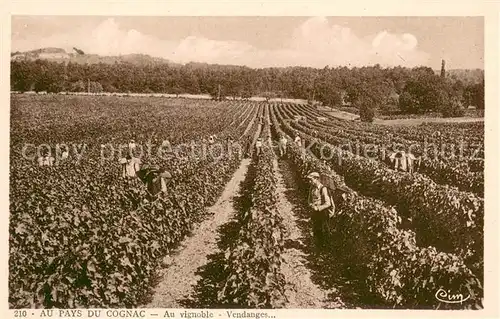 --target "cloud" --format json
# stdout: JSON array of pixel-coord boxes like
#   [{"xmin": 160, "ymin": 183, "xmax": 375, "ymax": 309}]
[
  {"xmin": 12, "ymin": 17, "xmax": 429, "ymax": 68},
  {"xmin": 174, "ymin": 36, "xmax": 254, "ymax": 65},
  {"xmin": 283, "ymin": 16, "xmax": 428, "ymax": 67}
]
